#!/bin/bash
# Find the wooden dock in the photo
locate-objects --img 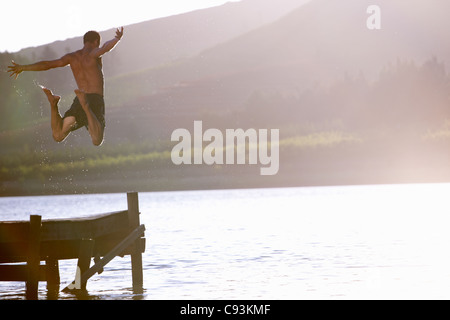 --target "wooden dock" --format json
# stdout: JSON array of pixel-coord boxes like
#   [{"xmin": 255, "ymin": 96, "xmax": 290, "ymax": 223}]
[{"xmin": 0, "ymin": 192, "xmax": 145, "ymax": 300}]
